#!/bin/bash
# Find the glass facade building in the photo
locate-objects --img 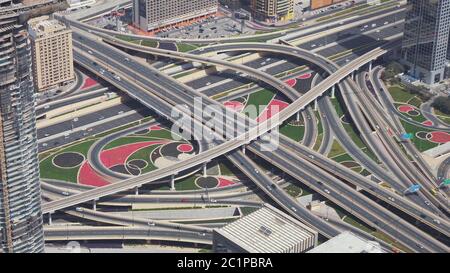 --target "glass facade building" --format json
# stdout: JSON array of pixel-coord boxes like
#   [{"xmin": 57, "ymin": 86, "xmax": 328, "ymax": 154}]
[
  {"xmin": 0, "ymin": 1, "xmax": 45, "ymax": 253},
  {"xmin": 402, "ymin": 0, "xmax": 450, "ymax": 84}
]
